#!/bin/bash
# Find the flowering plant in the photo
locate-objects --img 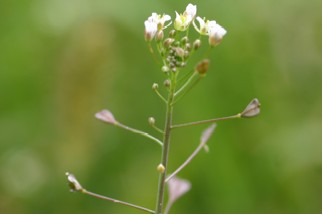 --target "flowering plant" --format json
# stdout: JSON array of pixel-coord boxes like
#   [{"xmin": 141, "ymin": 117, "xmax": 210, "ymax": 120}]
[{"xmin": 66, "ymin": 3, "xmax": 260, "ymax": 214}]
